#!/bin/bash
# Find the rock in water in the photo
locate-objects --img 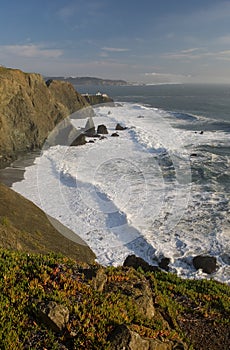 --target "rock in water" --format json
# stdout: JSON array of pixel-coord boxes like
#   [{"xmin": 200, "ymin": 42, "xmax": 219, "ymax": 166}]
[
  {"xmin": 193, "ymin": 255, "xmax": 217, "ymax": 274},
  {"xmin": 84, "ymin": 116, "xmax": 95, "ymax": 136},
  {"xmin": 159, "ymin": 257, "xmax": 170, "ymax": 271},
  {"xmin": 123, "ymin": 254, "xmax": 158, "ymax": 273},
  {"xmin": 111, "ymin": 132, "xmax": 119, "ymax": 137},
  {"xmin": 70, "ymin": 133, "xmax": 86, "ymax": 146},
  {"xmin": 115, "ymin": 123, "xmax": 127, "ymax": 130},
  {"xmin": 97, "ymin": 124, "xmax": 108, "ymax": 134}
]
